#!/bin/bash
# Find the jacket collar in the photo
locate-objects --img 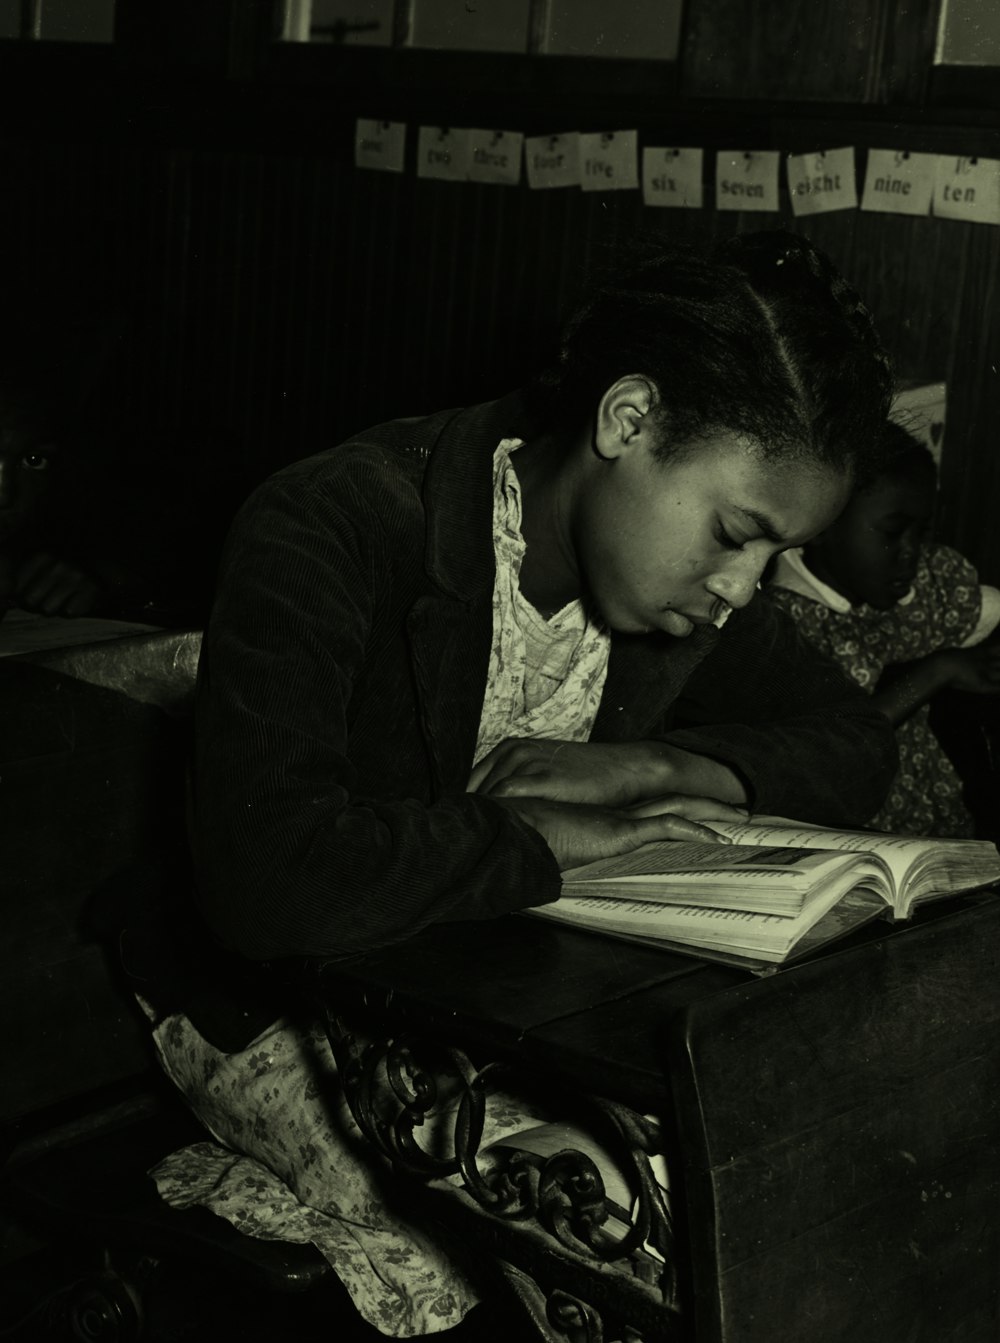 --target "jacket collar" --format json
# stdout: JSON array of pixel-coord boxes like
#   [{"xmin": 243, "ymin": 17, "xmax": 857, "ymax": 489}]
[{"xmin": 418, "ymin": 391, "xmax": 538, "ymax": 602}]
